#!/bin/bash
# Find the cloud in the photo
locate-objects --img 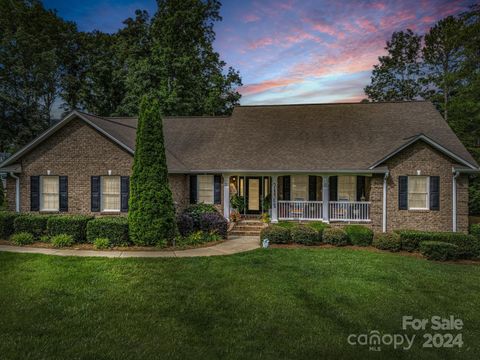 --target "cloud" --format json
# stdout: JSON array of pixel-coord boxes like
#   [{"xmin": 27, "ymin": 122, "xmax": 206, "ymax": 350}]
[{"xmin": 243, "ymin": 13, "xmax": 260, "ymax": 23}]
